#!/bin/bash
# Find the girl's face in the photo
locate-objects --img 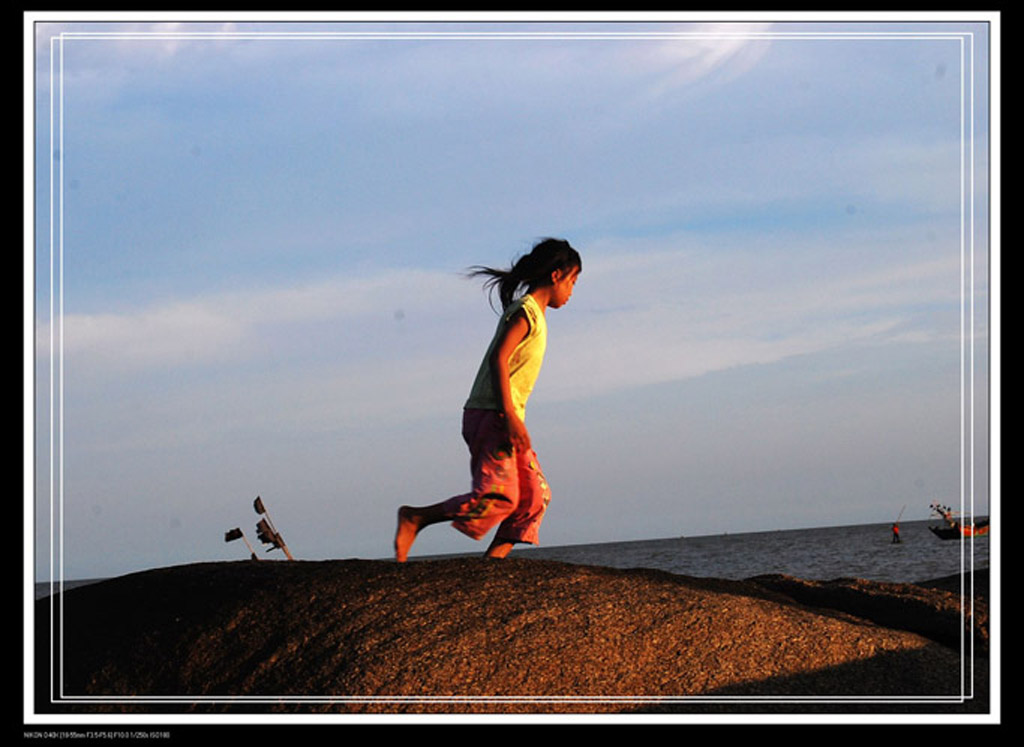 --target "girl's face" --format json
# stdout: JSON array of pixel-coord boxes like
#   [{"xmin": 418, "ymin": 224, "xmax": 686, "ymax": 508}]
[{"xmin": 549, "ymin": 266, "xmax": 580, "ymax": 308}]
